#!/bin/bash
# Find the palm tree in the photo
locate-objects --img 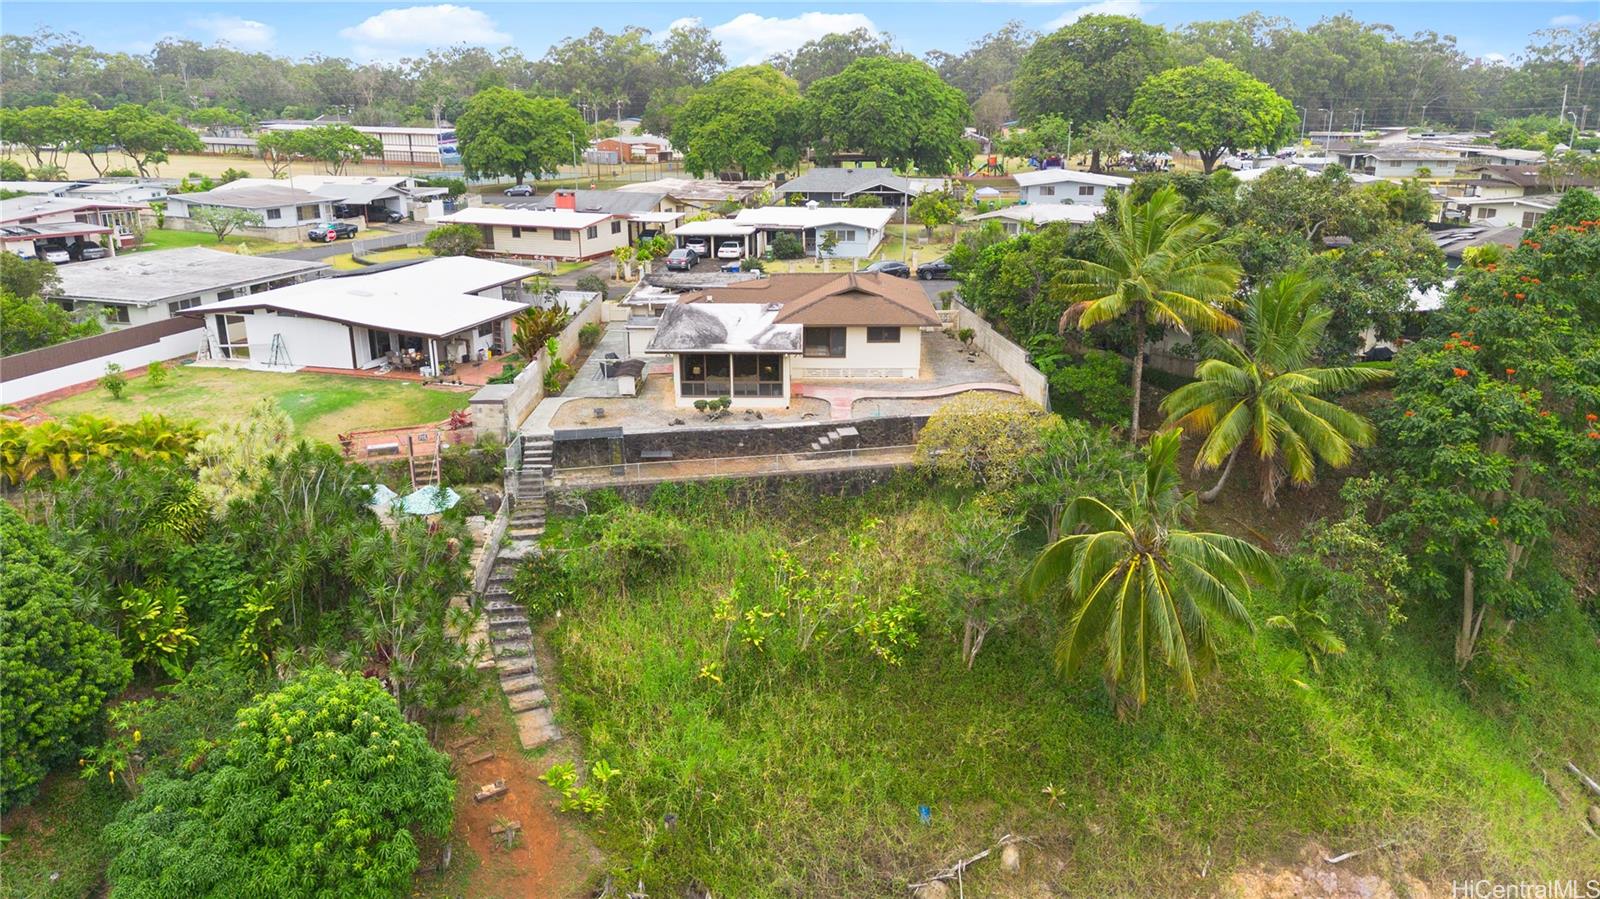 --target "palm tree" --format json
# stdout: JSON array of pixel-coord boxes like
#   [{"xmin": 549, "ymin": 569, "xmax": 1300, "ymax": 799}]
[
  {"xmin": 1158, "ymin": 271, "xmax": 1391, "ymax": 506},
  {"xmin": 1055, "ymin": 184, "xmax": 1242, "ymax": 440},
  {"xmin": 1026, "ymin": 429, "xmax": 1276, "ymax": 717}
]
